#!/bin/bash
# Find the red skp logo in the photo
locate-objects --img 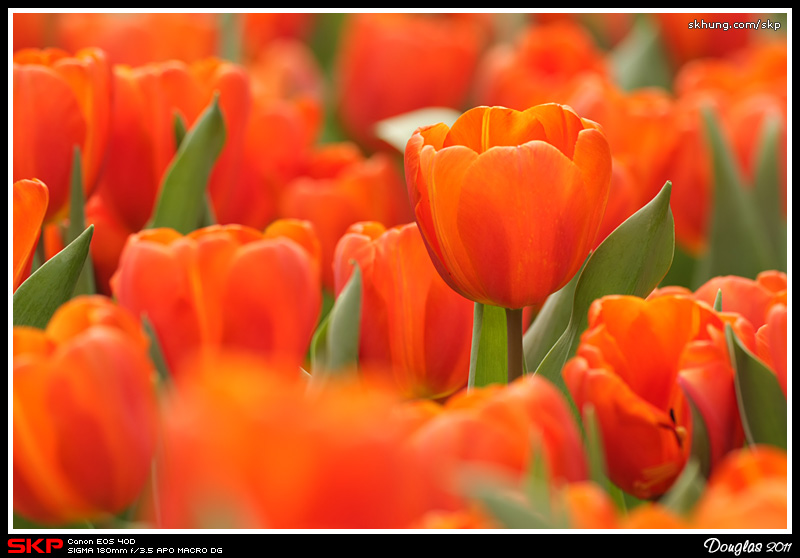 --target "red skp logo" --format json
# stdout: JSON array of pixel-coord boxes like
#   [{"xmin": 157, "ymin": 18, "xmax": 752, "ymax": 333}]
[{"xmin": 8, "ymin": 539, "xmax": 64, "ymax": 553}]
